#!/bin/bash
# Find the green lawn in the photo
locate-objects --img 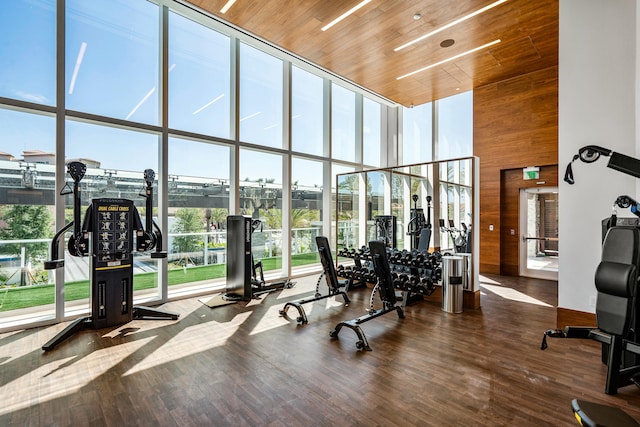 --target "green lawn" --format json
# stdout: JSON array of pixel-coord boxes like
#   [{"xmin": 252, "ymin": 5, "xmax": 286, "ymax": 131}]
[{"xmin": 0, "ymin": 253, "xmax": 320, "ymax": 312}]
